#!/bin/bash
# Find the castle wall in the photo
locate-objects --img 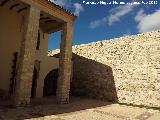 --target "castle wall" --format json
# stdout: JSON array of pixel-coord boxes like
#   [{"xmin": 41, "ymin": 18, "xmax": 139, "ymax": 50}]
[{"xmin": 71, "ymin": 31, "xmax": 160, "ymax": 107}]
